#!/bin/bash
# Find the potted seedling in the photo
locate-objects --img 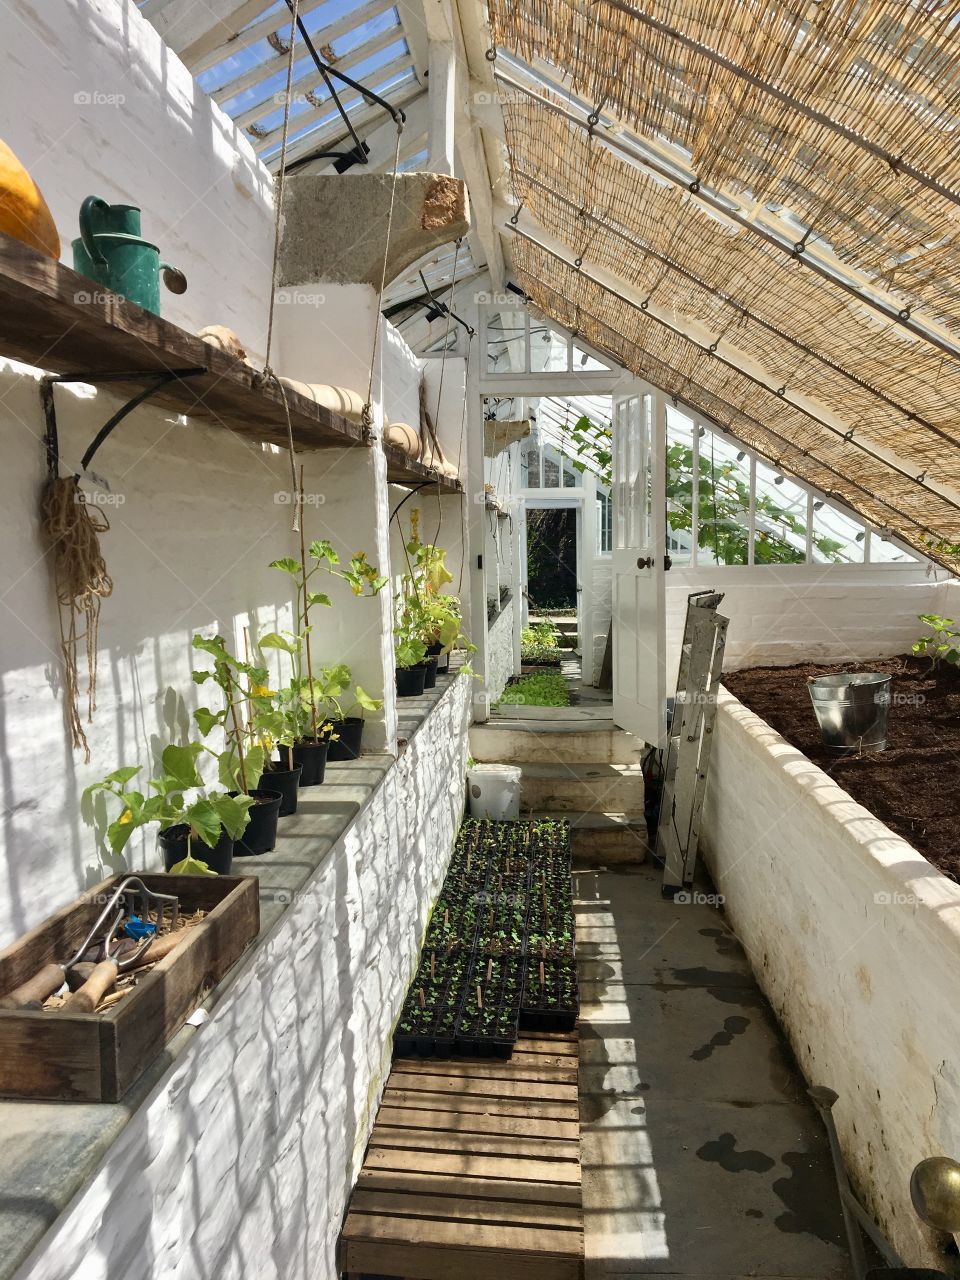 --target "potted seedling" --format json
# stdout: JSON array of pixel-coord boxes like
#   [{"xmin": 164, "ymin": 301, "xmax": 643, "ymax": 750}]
[
  {"xmin": 270, "ymin": 538, "xmax": 386, "ymax": 781},
  {"xmin": 309, "ymin": 661, "xmax": 383, "ymax": 760},
  {"xmin": 192, "ymin": 633, "xmax": 281, "ymax": 857},
  {"xmin": 394, "ymin": 591, "xmax": 429, "ymax": 697},
  {"xmin": 83, "ymin": 744, "xmax": 255, "ymax": 875},
  {"xmin": 403, "ymin": 509, "xmax": 474, "ymax": 684}
]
